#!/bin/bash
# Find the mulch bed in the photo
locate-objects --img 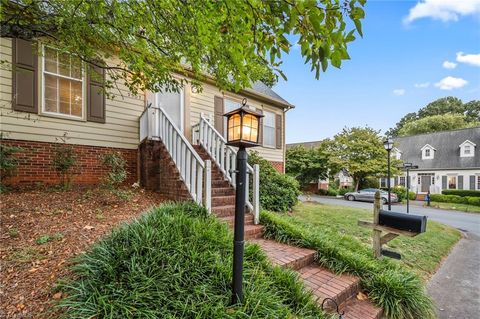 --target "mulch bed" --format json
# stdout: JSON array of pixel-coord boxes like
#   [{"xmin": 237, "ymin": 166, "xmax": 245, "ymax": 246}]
[{"xmin": 0, "ymin": 186, "xmax": 167, "ymax": 318}]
